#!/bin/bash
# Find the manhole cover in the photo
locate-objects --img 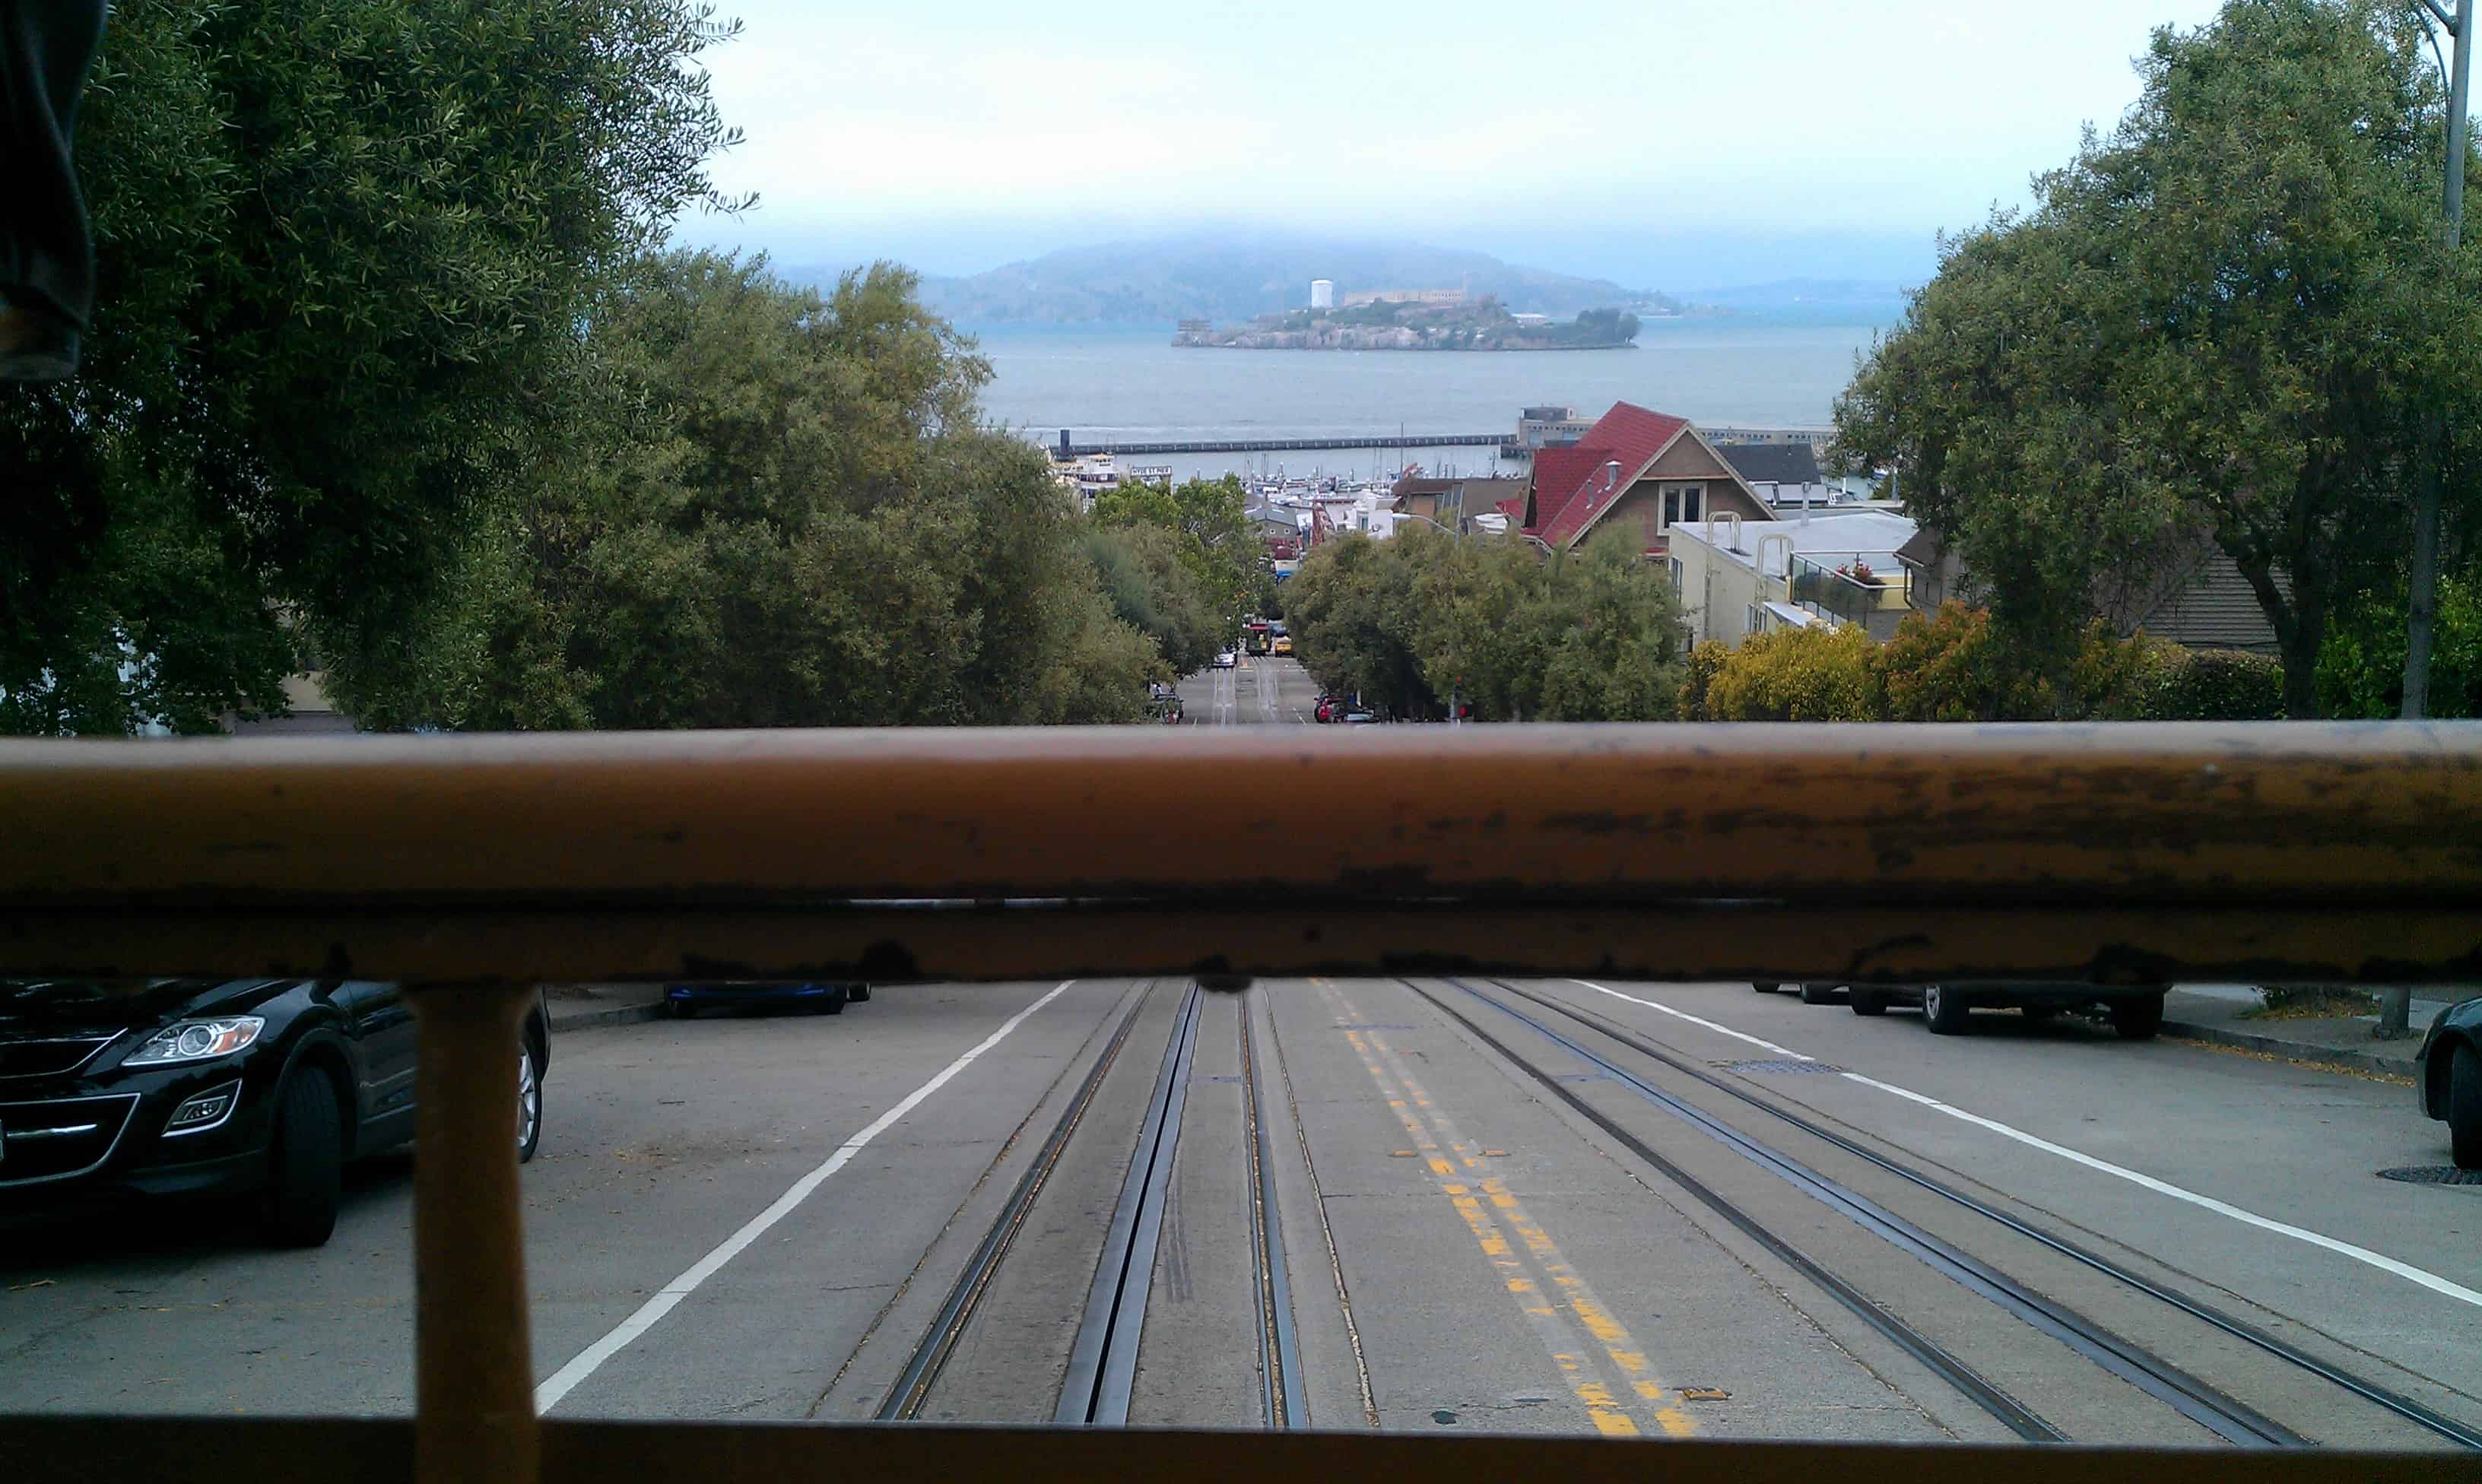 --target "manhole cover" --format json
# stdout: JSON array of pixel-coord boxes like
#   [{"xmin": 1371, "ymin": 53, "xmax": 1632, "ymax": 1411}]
[
  {"xmin": 2377, "ymin": 1166, "xmax": 2482, "ymax": 1187},
  {"xmin": 1716, "ymin": 1059, "xmax": 1844, "ymax": 1075}
]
